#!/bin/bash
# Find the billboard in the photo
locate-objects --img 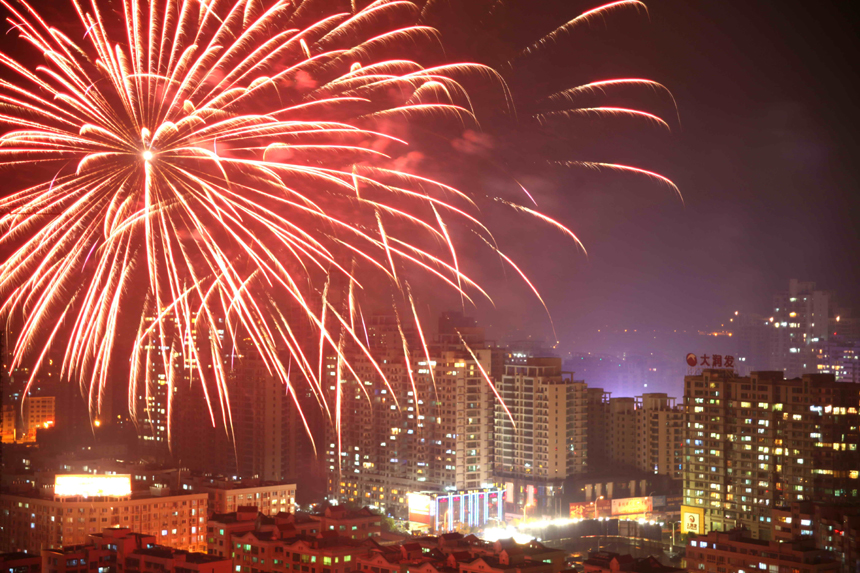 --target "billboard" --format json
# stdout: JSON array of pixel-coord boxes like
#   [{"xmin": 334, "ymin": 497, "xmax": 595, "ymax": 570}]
[
  {"xmin": 681, "ymin": 505, "xmax": 704, "ymax": 534},
  {"xmin": 611, "ymin": 496, "xmax": 652, "ymax": 516},
  {"xmin": 412, "ymin": 489, "xmax": 504, "ymax": 532},
  {"xmin": 596, "ymin": 498, "xmax": 611, "ymax": 517},
  {"xmin": 569, "ymin": 501, "xmax": 595, "ymax": 519},
  {"xmin": 407, "ymin": 493, "xmax": 433, "ymax": 525},
  {"xmin": 55, "ymin": 474, "xmax": 131, "ymax": 498}
]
